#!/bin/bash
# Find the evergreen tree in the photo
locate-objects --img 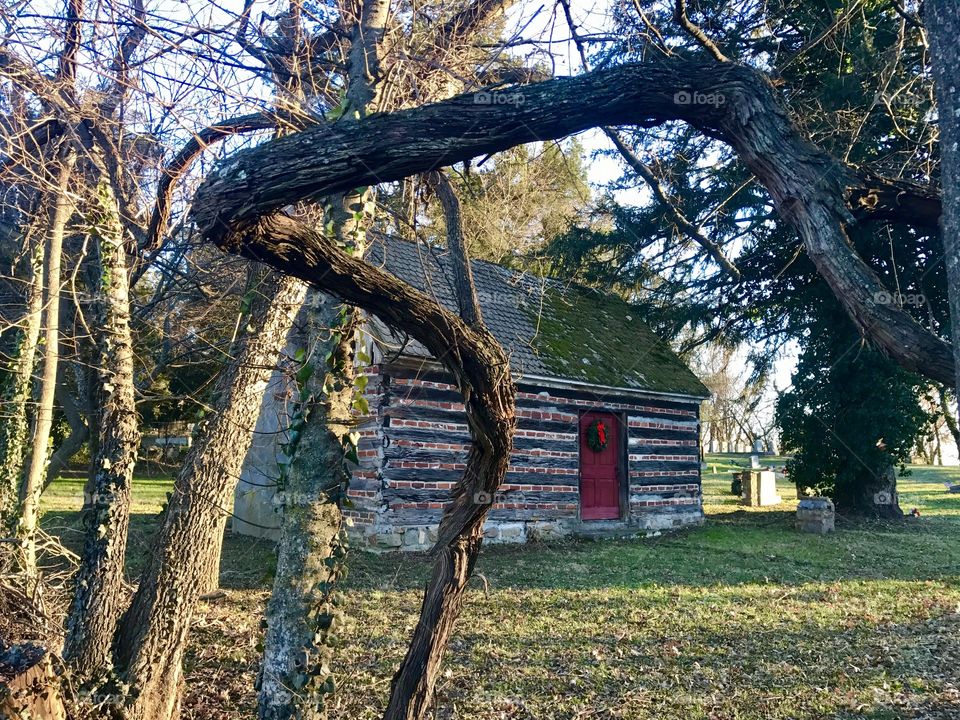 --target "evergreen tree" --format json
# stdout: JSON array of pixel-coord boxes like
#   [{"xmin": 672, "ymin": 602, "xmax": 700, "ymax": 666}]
[{"xmin": 776, "ymin": 293, "xmax": 931, "ymax": 516}]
